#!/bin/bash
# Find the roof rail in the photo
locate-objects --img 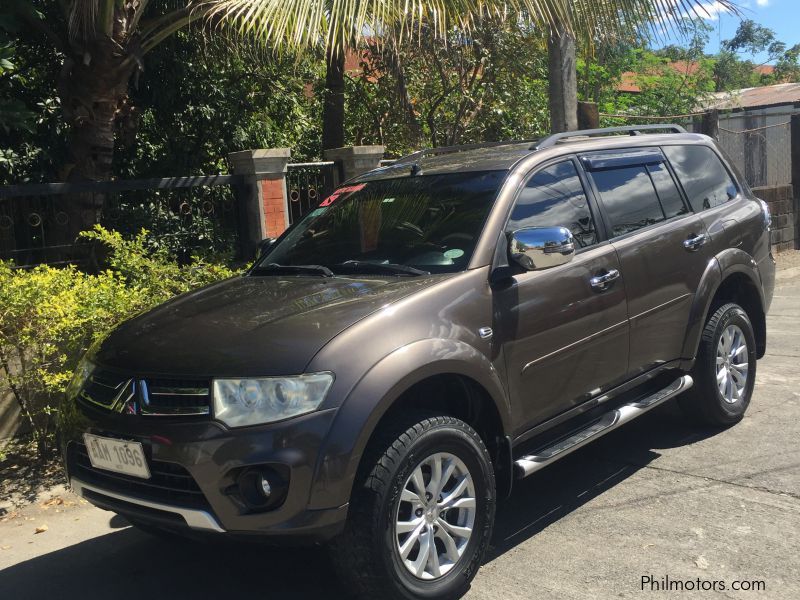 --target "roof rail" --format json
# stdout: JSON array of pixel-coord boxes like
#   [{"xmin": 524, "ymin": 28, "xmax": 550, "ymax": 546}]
[
  {"xmin": 533, "ymin": 124, "xmax": 687, "ymax": 150},
  {"xmin": 395, "ymin": 139, "xmax": 539, "ymax": 164}
]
